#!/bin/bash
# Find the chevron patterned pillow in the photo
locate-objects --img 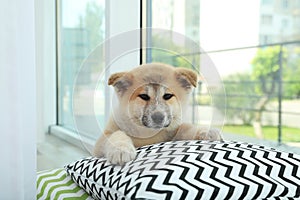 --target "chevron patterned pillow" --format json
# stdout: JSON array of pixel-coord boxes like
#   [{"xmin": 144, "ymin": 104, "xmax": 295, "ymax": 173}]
[{"xmin": 65, "ymin": 140, "xmax": 300, "ymax": 199}]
